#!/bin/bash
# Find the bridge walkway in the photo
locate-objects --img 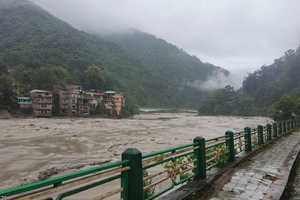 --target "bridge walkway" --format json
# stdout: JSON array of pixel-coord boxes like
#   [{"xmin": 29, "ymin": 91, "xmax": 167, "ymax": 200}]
[{"xmin": 202, "ymin": 132, "xmax": 300, "ymax": 200}]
